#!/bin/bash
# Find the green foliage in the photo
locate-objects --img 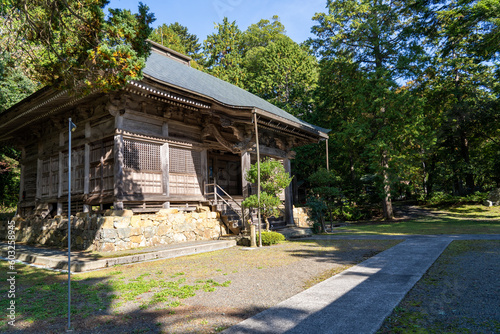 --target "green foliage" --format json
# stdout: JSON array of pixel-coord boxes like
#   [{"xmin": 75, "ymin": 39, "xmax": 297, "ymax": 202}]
[
  {"xmin": 245, "ymin": 158, "xmax": 292, "ymax": 197},
  {"xmin": 243, "ymin": 192, "xmax": 281, "ymax": 221},
  {"xmin": 422, "ymin": 191, "xmax": 489, "ymax": 206},
  {"xmin": 243, "ymin": 158, "xmax": 292, "ymax": 230},
  {"xmin": 150, "ymin": 24, "xmax": 187, "ymax": 54},
  {"xmin": 256, "ymin": 231, "xmax": 285, "ymax": 246},
  {"xmin": 2, "ymin": 0, "xmax": 155, "ymax": 94},
  {"xmin": 149, "ymin": 22, "xmax": 202, "ymax": 64},
  {"xmin": 306, "ymin": 196, "xmax": 327, "ymax": 233},
  {"xmin": 203, "ymin": 17, "xmax": 246, "ymax": 87},
  {"xmin": 0, "ymin": 145, "xmax": 21, "ymax": 207},
  {"xmin": 243, "ymin": 36, "xmax": 318, "ymax": 116},
  {"xmin": 241, "ymin": 15, "xmax": 286, "ymax": 50}
]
